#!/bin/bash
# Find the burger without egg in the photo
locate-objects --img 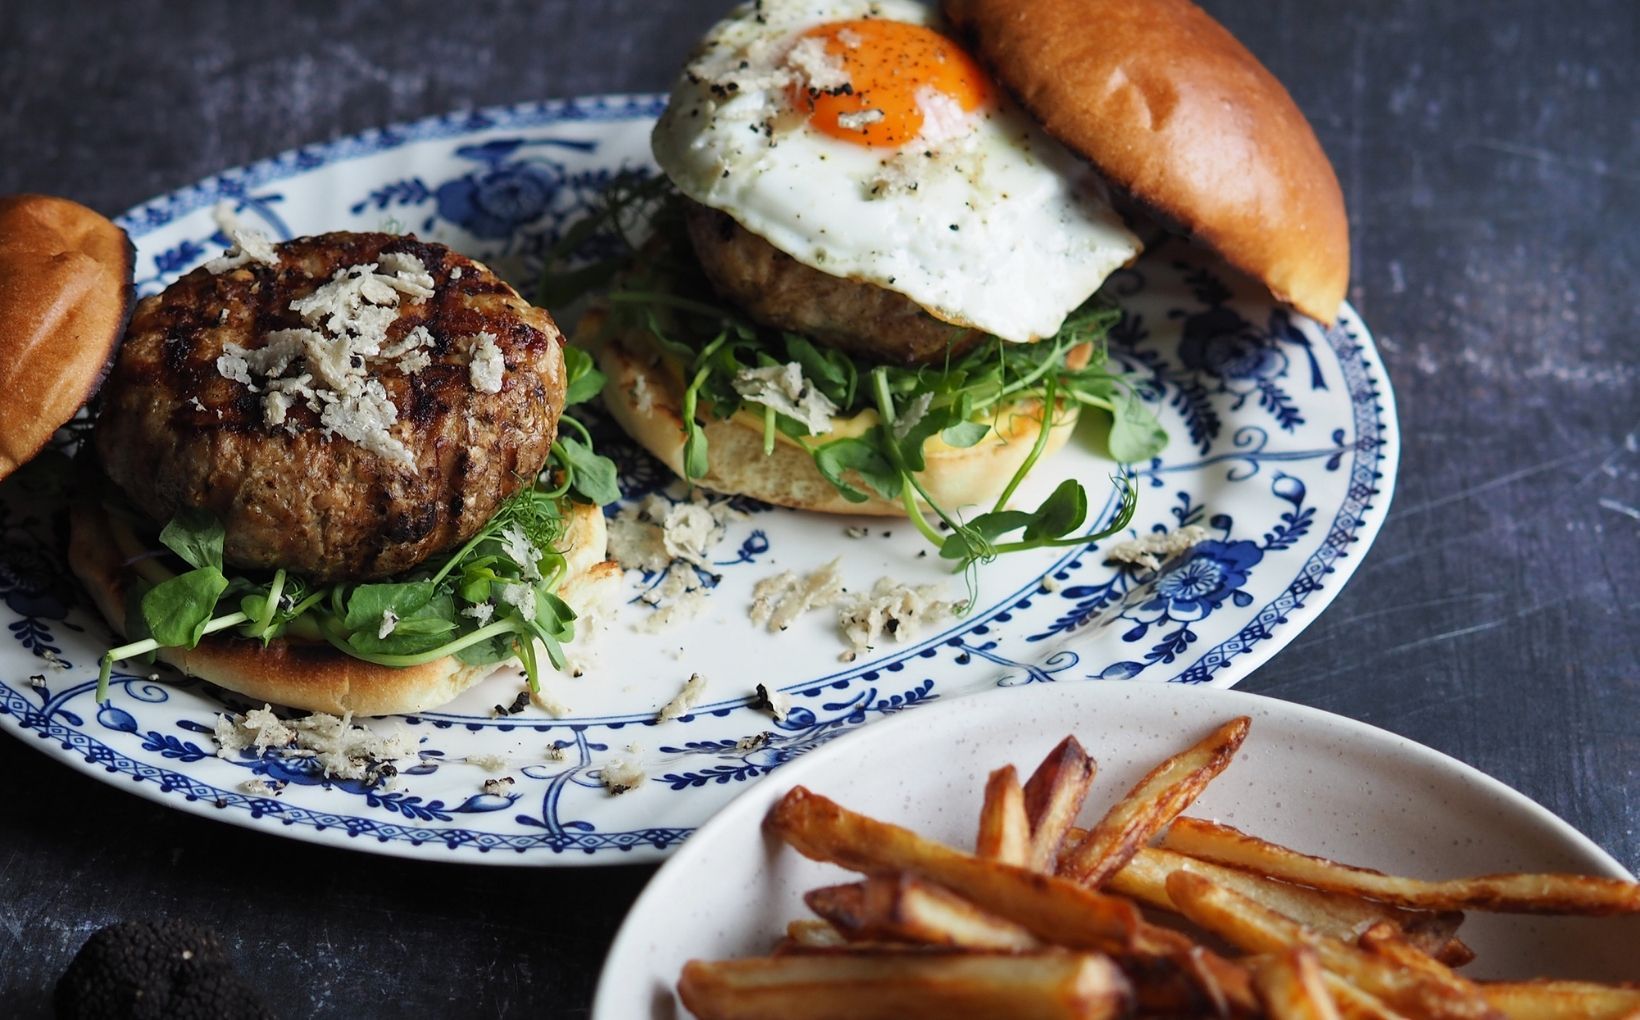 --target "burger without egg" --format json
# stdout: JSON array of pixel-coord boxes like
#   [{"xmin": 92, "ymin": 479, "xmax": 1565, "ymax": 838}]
[{"xmin": 0, "ymin": 195, "xmax": 618, "ymax": 716}]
